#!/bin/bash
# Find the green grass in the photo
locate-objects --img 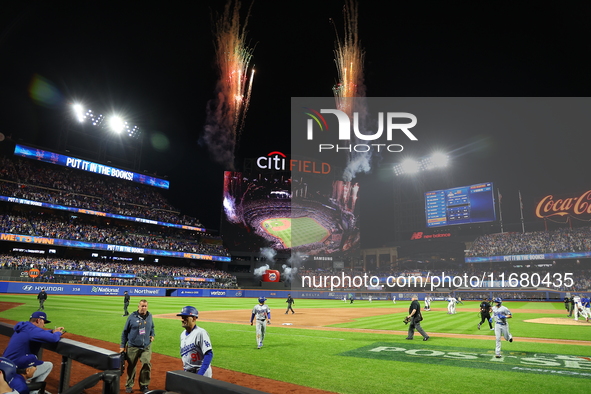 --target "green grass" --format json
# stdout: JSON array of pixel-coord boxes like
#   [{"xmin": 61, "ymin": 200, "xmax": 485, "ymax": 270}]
[
  {"xmin": 1, "ymin": 295, "xmax": 590, "ymax": 394},
  {"xmin": 262, "ymin": 217, "xmax": 328, "ymax": 248}
]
